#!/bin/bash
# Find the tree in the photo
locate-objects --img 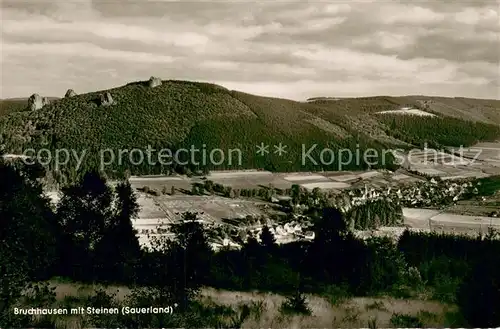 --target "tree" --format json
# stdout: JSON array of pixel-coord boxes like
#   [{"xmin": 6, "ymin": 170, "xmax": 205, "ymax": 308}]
[
  {"xmin": 56, "ymin": 170, "xmax": 115, "ymax": 281},
  {"xmin": 239, "ymin": 235, "xmax": 263, "ymax": 287},
  {"xmin": 305, "ymin": 207, "xmax": 366, "ymax": 286},
  {"xmin": 140, "ymin": 212, "xmax": 212, "ymax": 311},
  {"xmin": 357, "ymin": 237, "xmax": 406, "ymax": 294},
  {"xmin": 291, "ymin": 184, "xmax": 301, "ymax": 204},
  {"xmin": 94, "ymin": 180, "xmax": 142, "ymax": 283},
  {"xmin": 0, "ymin": 159, "xmax": 58, "ymax": 326},
  {"xmin": 315, "ymin": 207, "xmax": 348, "ymax": 244},
  {"xmin": 167, "ymin": 212, "xmax": 213, "ymax": 308},
  {"xmin": 203, "ymin": 180, "xmax": 214, "ymax": 194},
  {"xmin": 260, "ymin": 225, "xmax": 276, "ymax": 249},
  {"xmin": 202, "ymin": 166, "xmax": 210, "ymax": 175},
  {"xmin": 311, "ymin": 187, "xmax": 322, "ymax": 203}
]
